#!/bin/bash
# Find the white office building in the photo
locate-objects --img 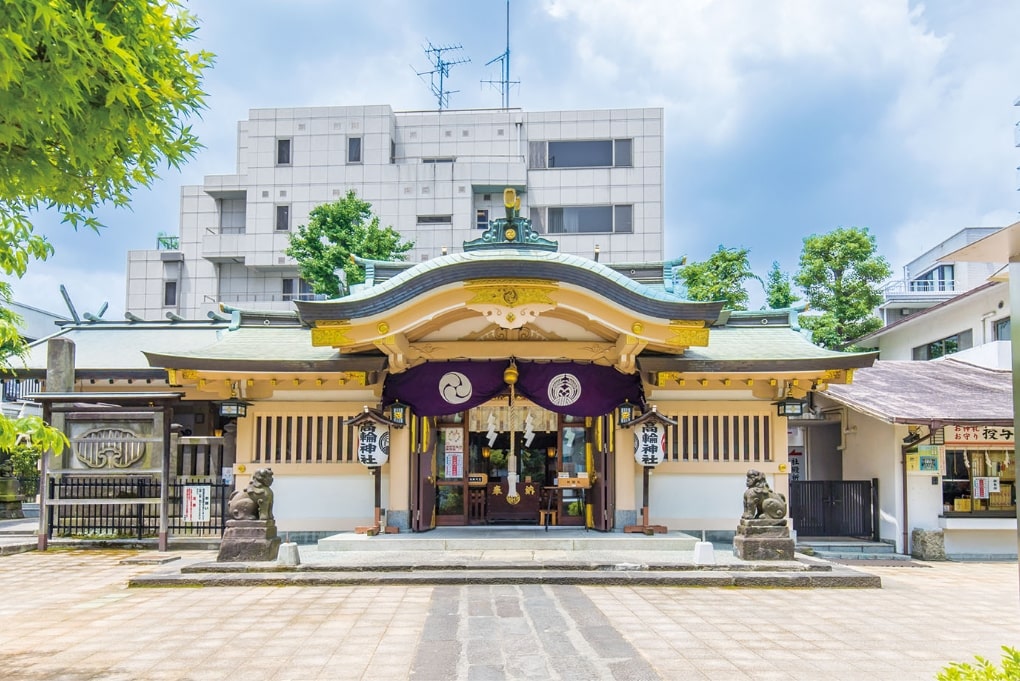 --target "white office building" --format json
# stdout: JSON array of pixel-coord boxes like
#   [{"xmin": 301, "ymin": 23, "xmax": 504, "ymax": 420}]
[{"xmin": 126, "ymin": 105, "xmax": 665, "ymax": 319}]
